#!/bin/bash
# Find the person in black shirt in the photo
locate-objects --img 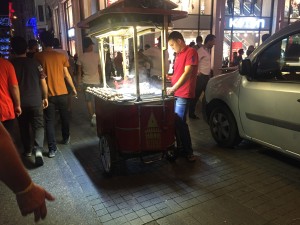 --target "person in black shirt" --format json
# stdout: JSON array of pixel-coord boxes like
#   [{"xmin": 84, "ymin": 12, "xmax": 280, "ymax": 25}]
[
  {"xmin": 237, "ymin": 48, "xmax": 244, "ymax": 62},
  {"xmin": 10, "ymin": 36, "xmax": 48, "ymax": 166},
  {"xmin": 26, "ymin": 39, "xmax": 39, "ymax": 58}
]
